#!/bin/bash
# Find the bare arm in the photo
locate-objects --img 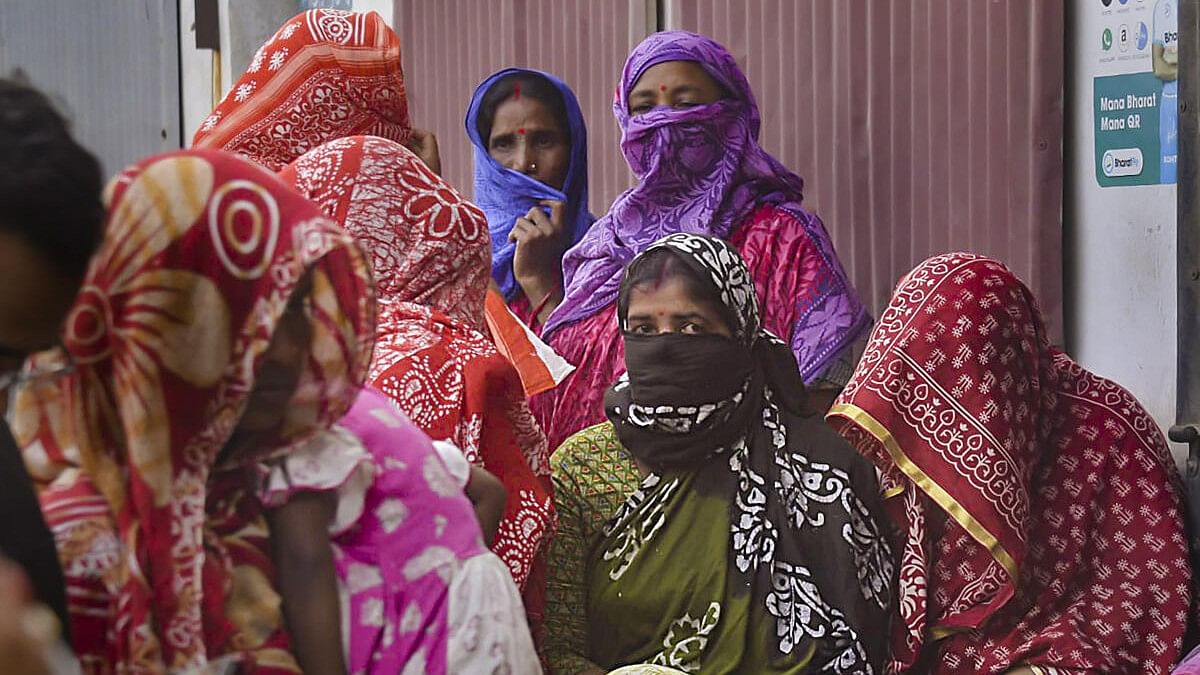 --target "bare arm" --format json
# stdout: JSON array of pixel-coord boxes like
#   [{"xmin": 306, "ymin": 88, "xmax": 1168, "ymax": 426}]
[
  {"xmin": 464, "ymin": 465, "xmax": 507, "ymax": 547},
  {"xmin": 266, "ymin": 491, "xmax": 346, "ymax": 675}
]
